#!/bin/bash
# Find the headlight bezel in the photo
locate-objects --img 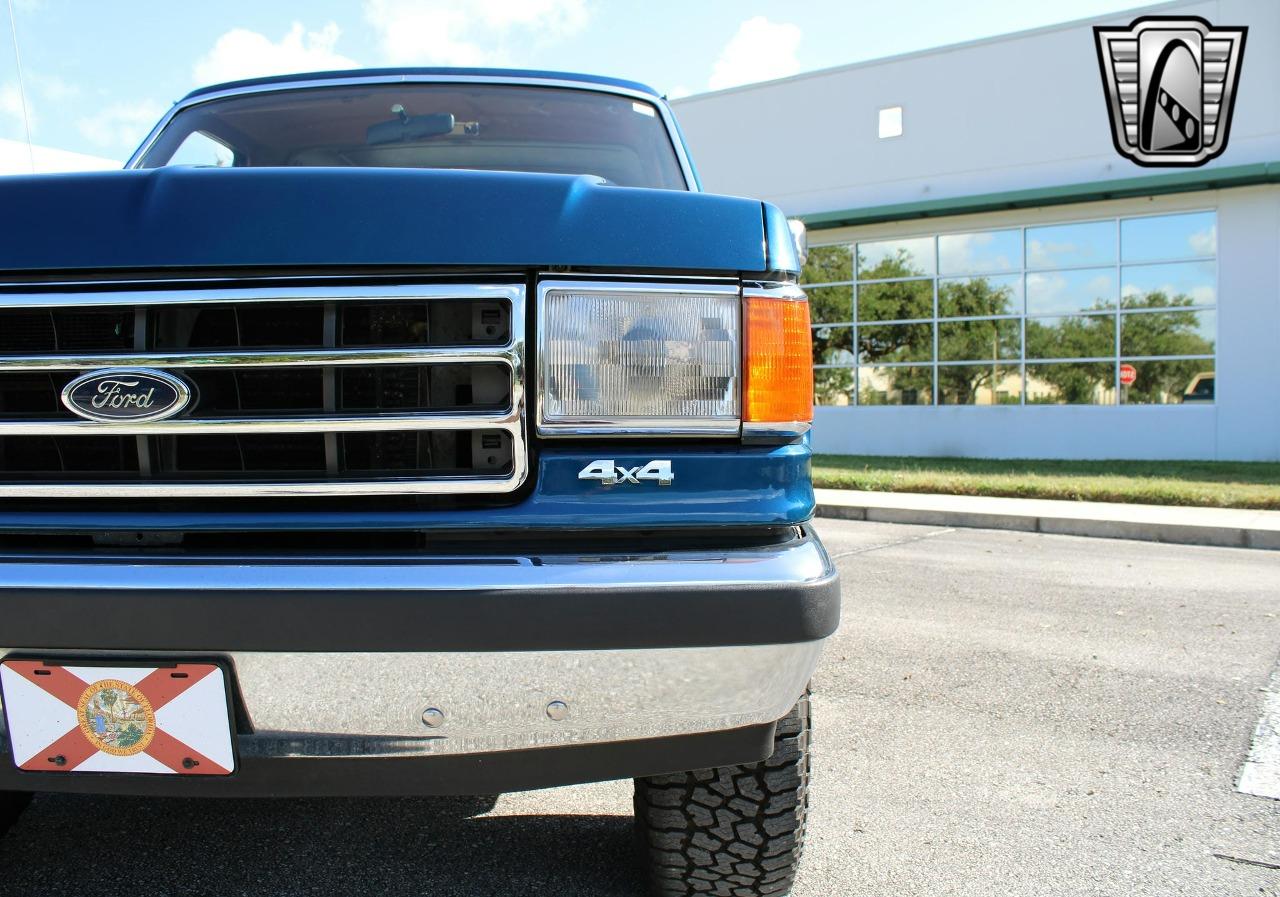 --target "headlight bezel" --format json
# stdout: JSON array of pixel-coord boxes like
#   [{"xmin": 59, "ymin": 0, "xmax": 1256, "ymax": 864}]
[{"xmin": 535, "ymin": 280, "xmax": 743, "ymax": 437}]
